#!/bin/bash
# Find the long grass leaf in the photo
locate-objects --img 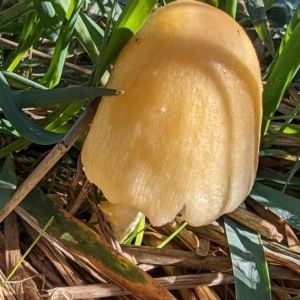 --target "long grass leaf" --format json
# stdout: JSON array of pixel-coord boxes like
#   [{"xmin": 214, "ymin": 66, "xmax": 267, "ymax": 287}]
[
  {"xmin": 251, "ymin": 182, "xmax": 300, "ymax": 231},
  {"xmin": 244, "ymin": 0, "xmax": 275, "ymax": 57},
  {"xmin": 262, "ymin": 22, "xmax": 300, "ymax": 135},
  {"xmin": 40, "ymin": 0, "xmax": 82, "ymax": 88},
  {"xmin": 78, "ymin": 11, "xmax": 104, "ymax": 63},
  {"xmin": 3, "ymin": 216, "xmax": 54, "ymax": 284},
  {"xmin": 13, "ymin": 86, "xmax": 121, "ymax": 108},
  {"xmin": 7, "ymin": 15, "xmax": 44, "ymax": 72},
  {"xmin": 226, "ymin": 0, "xmax": 237, "ymax": 19},
  {"xmin": 53, "ymin": 0, "xmax": 101, "ymax": 65},
  {"xmin": 89, "ymin": 0, "xmax": 118, "ymax": 86},
  {"xmin": 98, "ymin": 0, "xmax": 156, "ymax": 76},
  {"xmin": 0, "ymin": 71, "xmax": 65, "ymax": 144},
  {"xmin": 224, "ymin": 216, "xmax": 271, "ymax": 300},
  {"xmin": 262, "ymin": 89, "xmax": 300, "ymax": 149},
  {"xmin": 264, "ymin": 2, "xmax": 300, "ymax": 78},
  {"xmin": 33, "ymin": 0, "xmax": 62, "ymax": 42},
  {"xmin": 0, "ymin": 0, "xmax": 35, "ymax": 28},
  {"xmin": 2, "ymin": 70, "xmax": 48, "ymax": 90},
  {"xmin": 0, "ymin": 119, "xmax": 20, "ymax": 137}
]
